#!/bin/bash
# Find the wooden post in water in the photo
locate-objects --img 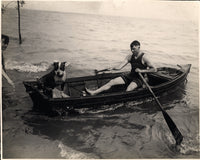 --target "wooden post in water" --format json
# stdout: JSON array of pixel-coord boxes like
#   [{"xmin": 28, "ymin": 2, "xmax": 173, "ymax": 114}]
[{"xmin": 17, "ymin": 0, "xmax": 22, "ymax": 44}]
